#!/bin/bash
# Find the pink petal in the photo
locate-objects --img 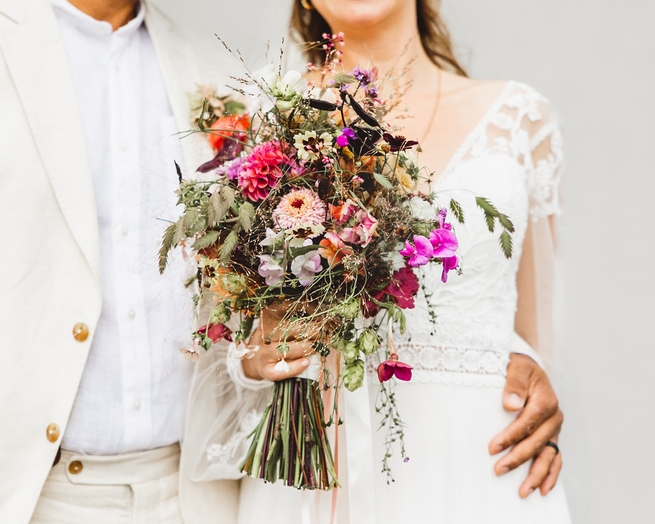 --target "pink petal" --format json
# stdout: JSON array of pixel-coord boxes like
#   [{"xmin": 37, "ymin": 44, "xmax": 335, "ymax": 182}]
[
  {"xmin": 377, "ymin": 362, "xmax": 394, "ymax": 382},
  {"xmin": 393, "ymin": 362, "xmax": 413, "ymax": 381},
  {"xmin": 413, "ymin": 235, "xmax": 434, "ymax": 258},
  {"xmin": 399, "ymin": 240, "xmax": 415, "ymax": 257},
  {"xmin": 408, "ymin": 254, "xmax": 430, "ymax": 267},
  {"xmin": 430, "ymin": 229, "xmax": 458, "ymax": 257}
]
